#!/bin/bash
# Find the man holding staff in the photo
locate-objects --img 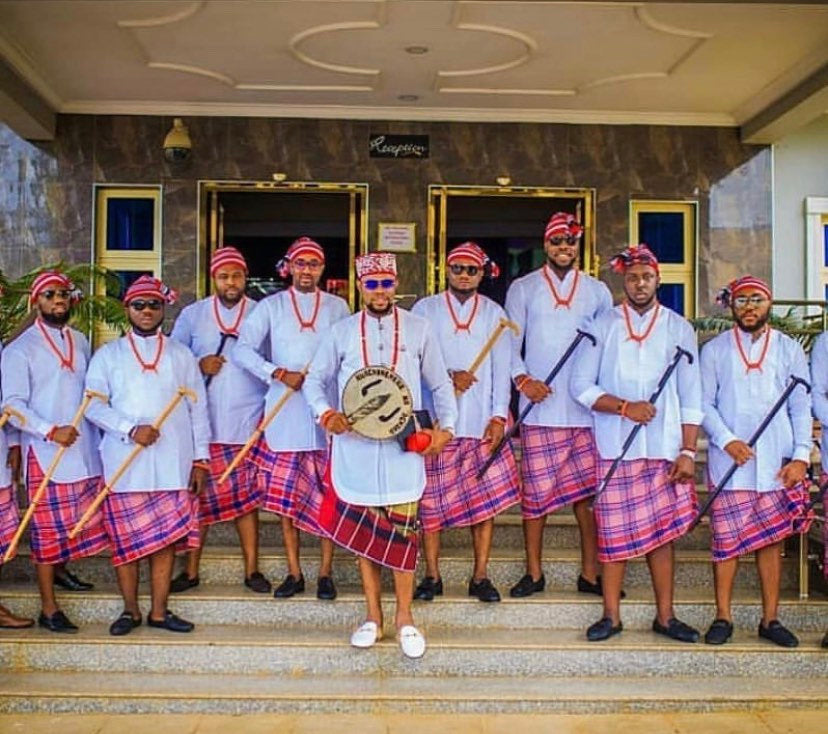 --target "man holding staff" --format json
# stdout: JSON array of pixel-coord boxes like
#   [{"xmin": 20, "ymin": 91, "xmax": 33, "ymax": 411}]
[
  {"xmin": 505, "ymin": 212, "xmax": 612, "ymax": 598},
  {"xmin": 234, "ymin": 237, "xmax": 349, "ymax": 600},
  {"xmin": 304, "ymin": 252, "xmax": 456, "ymax": 657},
  {"xmin": 412, "ymin": 242, "xmax": 519, "ymax": 603},
  {"xmin": 169, "ymin": 246, "xmax": 269, "ymax": 594},
  {"xmin": 85, "ymin": 275, "xmax": 210, "ymax": 636},
  {"xmin": 570, "ymin": 244, "xmax": 702, "ymax": 643},
  {"xmin": 2, "ymin": 271, "xmax": 108, "ymax": 633},
  {"xmin": 701, "ymin": 276, "xmax": 811, "ymax": 647}
]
